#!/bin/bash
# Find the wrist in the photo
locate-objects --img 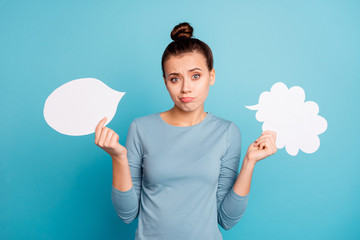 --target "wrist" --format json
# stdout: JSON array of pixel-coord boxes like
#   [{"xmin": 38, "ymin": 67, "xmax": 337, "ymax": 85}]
[
  {"xmin": 243, "ymin": 155, "xmax": 256, "ymax": 168},
  {"xmin": 112, "ymin": 155, "xmax": 128, "ymax": 164}
]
